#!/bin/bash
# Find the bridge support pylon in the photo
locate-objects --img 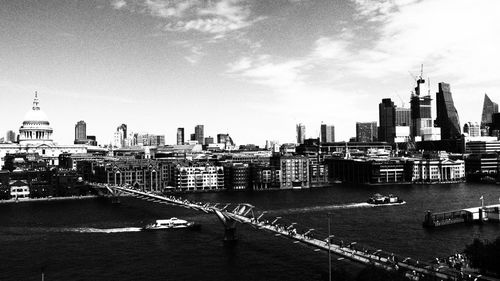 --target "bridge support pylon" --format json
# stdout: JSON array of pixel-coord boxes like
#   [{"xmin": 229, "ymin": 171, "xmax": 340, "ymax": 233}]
[{"xmin": 214, "ymin": 209, "xmax": 238, "ymax": 242}]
